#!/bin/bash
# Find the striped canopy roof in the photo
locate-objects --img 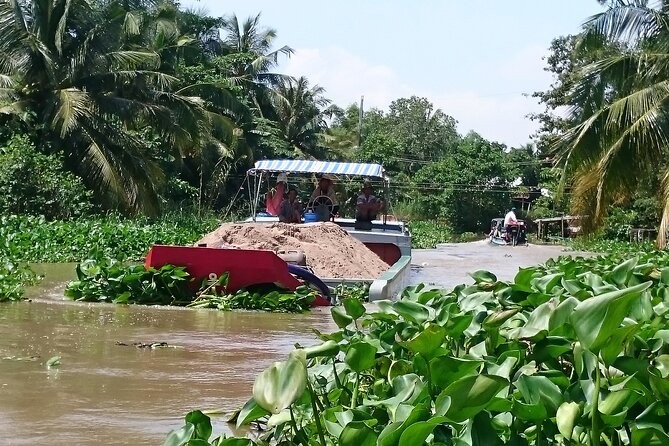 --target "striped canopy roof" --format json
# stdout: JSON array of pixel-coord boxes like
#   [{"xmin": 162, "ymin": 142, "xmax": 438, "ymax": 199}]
[{"xmin": 248, "ymin": 159, "xmax": 386, "ymax": 179}]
